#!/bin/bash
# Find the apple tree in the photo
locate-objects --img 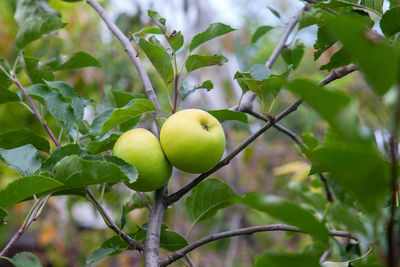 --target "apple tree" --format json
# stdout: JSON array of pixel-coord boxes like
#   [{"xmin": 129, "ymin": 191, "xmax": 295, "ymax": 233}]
[{"xmin": 0, "ymin": 0, "xmax": 399, "ymax": 266}]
